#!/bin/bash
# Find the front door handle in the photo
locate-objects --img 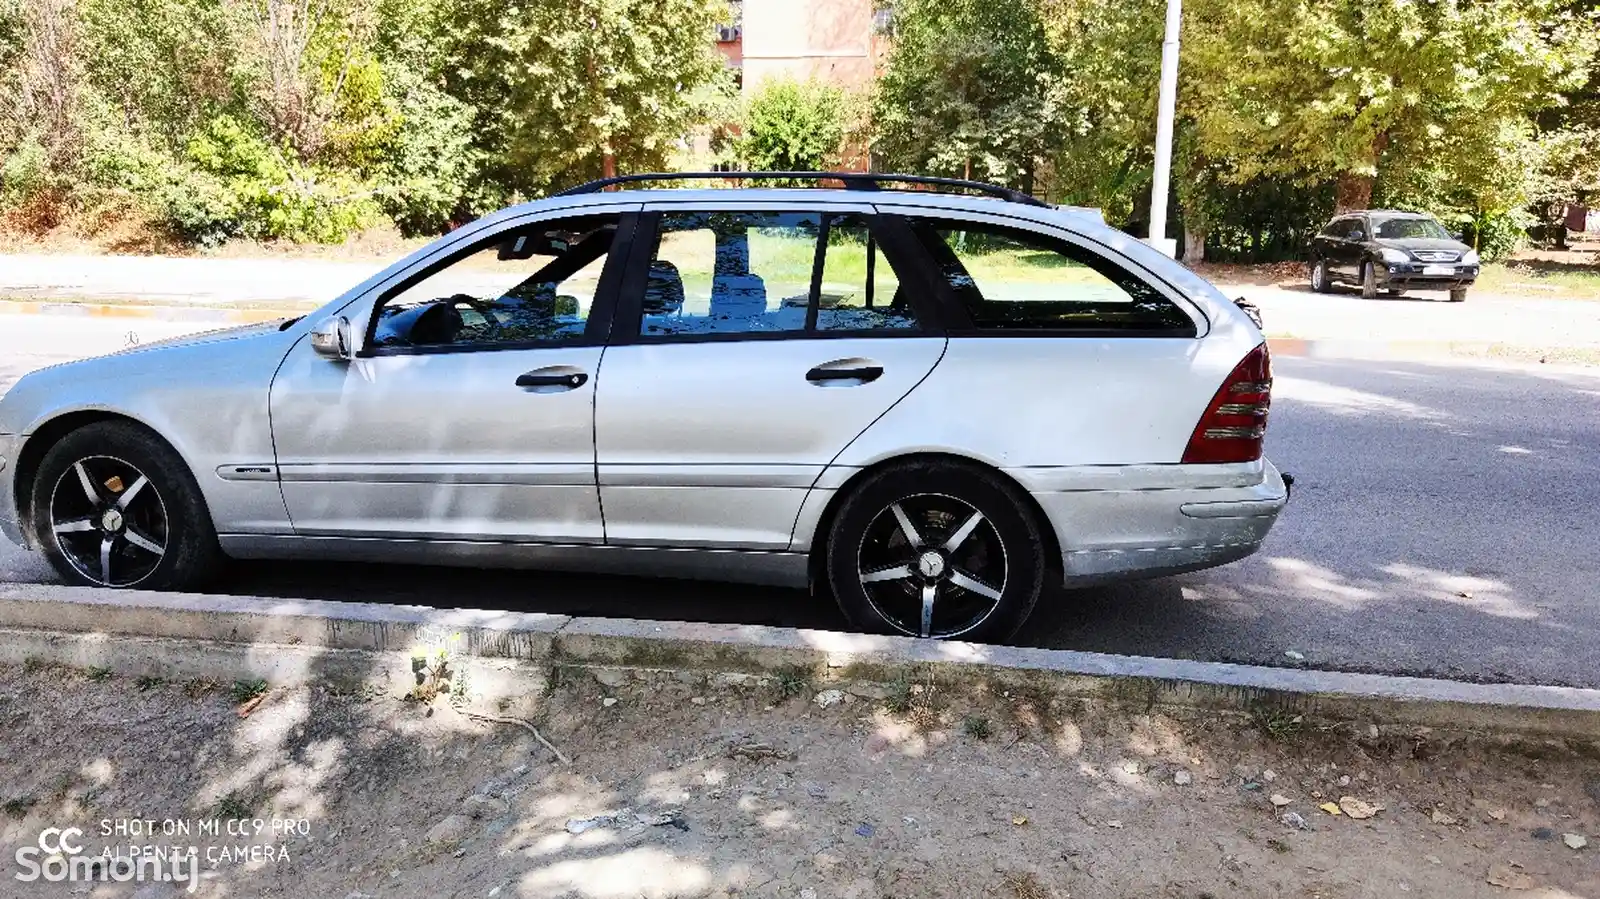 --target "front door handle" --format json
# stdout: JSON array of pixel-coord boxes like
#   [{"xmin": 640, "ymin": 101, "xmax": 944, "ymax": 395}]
[
  {"xmin": 806, "ymin": 364, "xmax": 883, "ymax": 384},
  {"xmin": 516, "ymin": 370, "xmax": 588, "ymax": 389}
]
